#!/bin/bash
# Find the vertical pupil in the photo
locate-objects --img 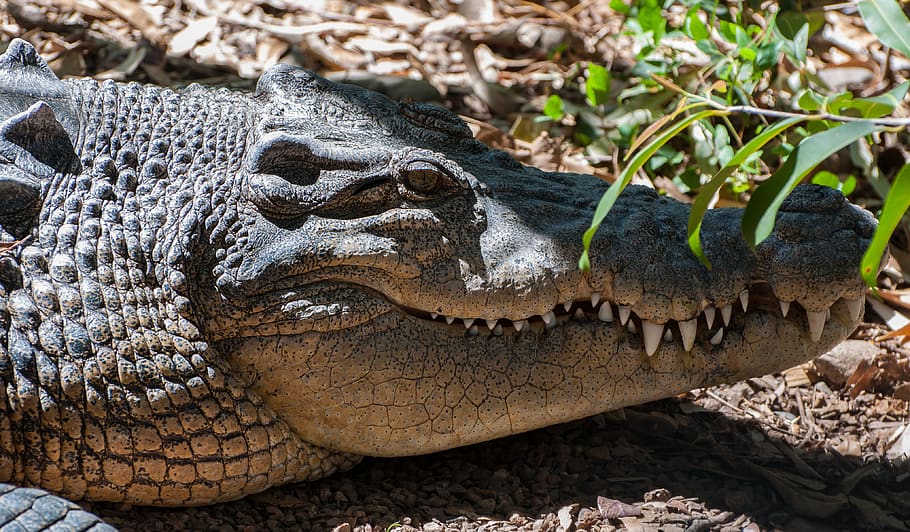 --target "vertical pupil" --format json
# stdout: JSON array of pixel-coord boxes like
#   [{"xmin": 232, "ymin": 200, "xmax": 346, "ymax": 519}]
[{"xmin": 409, "ymin": 170, "xmax": 439, "ymax": 193}]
